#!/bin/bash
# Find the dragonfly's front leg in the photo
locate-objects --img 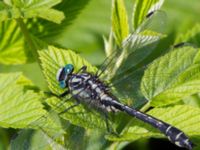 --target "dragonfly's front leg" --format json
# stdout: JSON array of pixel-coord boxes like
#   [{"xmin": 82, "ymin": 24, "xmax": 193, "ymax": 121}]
[
  {"xmin": 104, "ymin": 113, "xmax": 111, "ymax": 132},
  {"xmin": 103, "ymin": 112, "xmax": 119, "ymax": 136},
  {"xmin": 44, "ymin": 90, "xmax": 69, "ymax": 98},
  {"xmin": 78, "ymin": 66, "xmax": 87, "ymax": 73},
  {"xmin": 59, "ymin": 90, "xmax": 70, "ymax": 97}
]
